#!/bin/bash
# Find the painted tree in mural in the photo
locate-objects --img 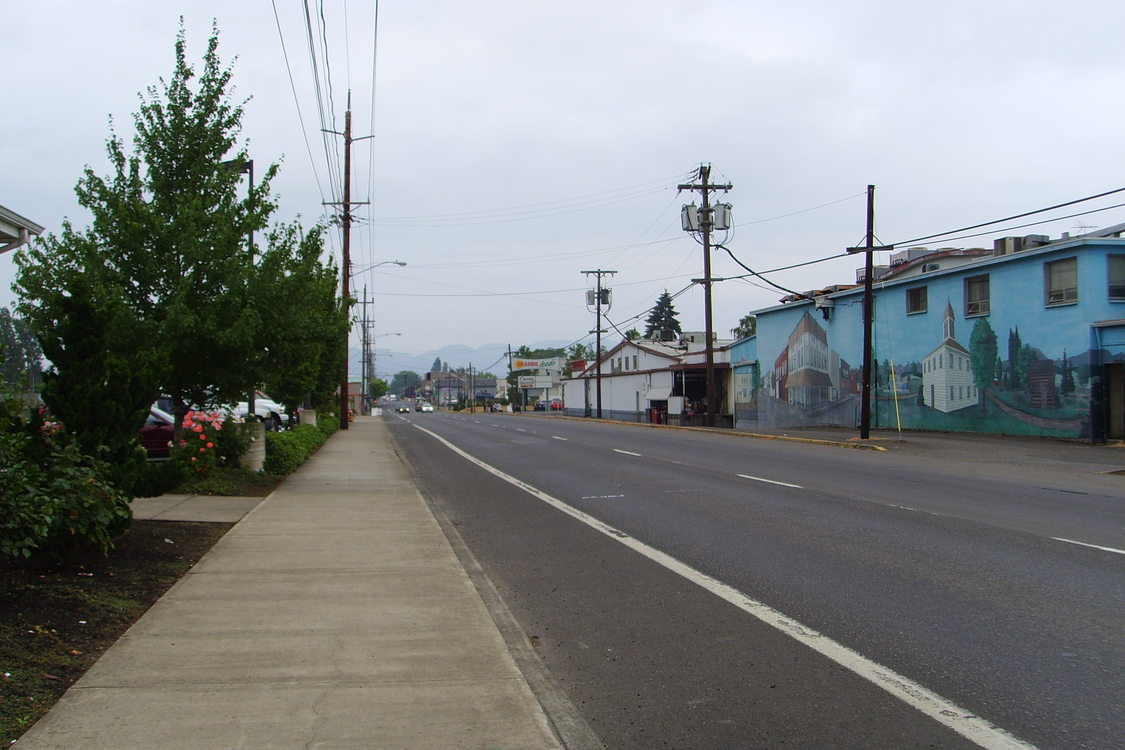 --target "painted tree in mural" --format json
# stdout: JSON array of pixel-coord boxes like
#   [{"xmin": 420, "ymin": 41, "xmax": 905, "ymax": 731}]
[
  {"xmin": 1060, "ymin": 351, "xmax": 1075, "ymax": 396},
  {"xmin": 643, "ymin": 290, "xmax": 681, "ymax": 340},
  {"xmin": 1007, "ymin": 327, "xmax": 1023, "ymax": 388},
  {"xmin": 969, "ymin": 318, "xmax": 998, "ymax": 412}
]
